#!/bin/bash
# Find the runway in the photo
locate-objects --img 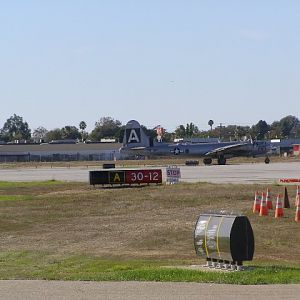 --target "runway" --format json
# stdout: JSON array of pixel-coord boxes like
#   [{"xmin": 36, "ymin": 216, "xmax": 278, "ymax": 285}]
[
  {"xmin": 0, "ymin": 161, "xmax": 299, "ymax": 184},
  {"xmin": 180, "ymin": 161, "xmax": 300, "ymax": 184}
]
